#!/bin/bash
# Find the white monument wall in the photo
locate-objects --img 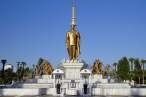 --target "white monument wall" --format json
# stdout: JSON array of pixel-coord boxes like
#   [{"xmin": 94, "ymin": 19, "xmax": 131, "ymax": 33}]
[
  {"xmin": 91, "ymin": 88, "xmax": 146, "ymax": 96},
  {"xmin": 0, "ymin": 88, "xmax": 56, "ymax": 96}
]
